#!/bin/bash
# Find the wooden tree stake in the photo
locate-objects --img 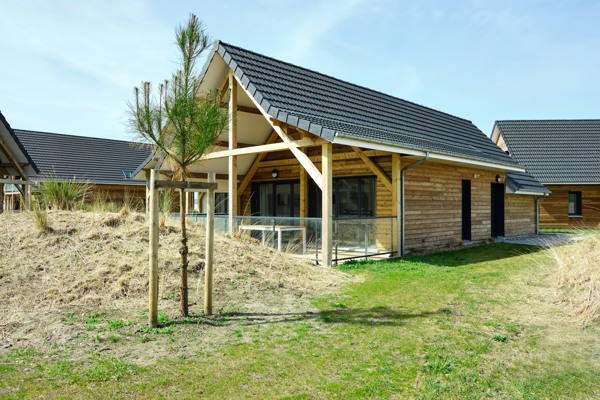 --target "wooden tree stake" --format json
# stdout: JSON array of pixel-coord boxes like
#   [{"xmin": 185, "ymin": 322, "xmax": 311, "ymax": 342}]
[
  {"xmin": 204, "ymin": 172, "xmax": 215, "ymax": 315},
  {"xmin": 148, "ymin": 169, "xmax": 159, "ymax": 327}
]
